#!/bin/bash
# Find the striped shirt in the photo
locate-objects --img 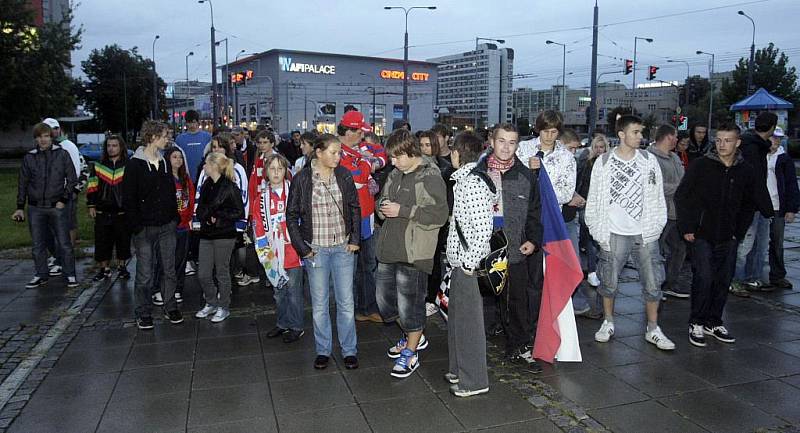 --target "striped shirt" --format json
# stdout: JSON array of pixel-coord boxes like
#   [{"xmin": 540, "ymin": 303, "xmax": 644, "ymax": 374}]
[{"xmin": 311, "ymin": 167, "xmax": 346, "ymax": 247}]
